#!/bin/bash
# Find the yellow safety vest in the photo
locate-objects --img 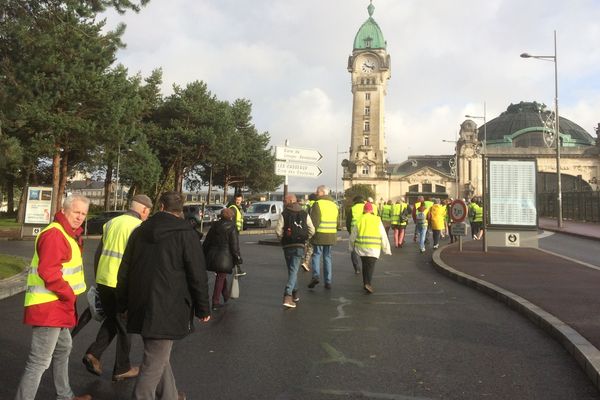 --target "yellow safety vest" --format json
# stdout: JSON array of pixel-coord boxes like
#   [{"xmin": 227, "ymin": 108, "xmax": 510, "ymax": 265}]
[
  {"xmin": 25, "ymin": 222, "xmax": 86, "ymax": 307},
  {"xmin": 351, "ymin": 203, "xmax": 365, "ymax": 229},
  {"xmin": 315, "ymin": 199, "xmax": 338, "ymax": 234},
  {"xmin": 229, "ymin": 204, "xmax": 244, "ymax": 231},
  {"xmin": 96, "ymin": 214, "xmax": 142, "ymax": 288},
  {"xmin": 381, "ymin": 204, "xmax": 392, "ymax": 222},
  {"xmin": 355, "ymin": 214, "xmax": 382, "ymax": 251}
]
